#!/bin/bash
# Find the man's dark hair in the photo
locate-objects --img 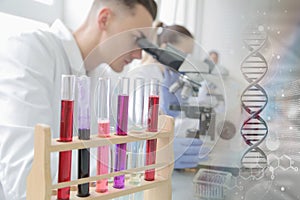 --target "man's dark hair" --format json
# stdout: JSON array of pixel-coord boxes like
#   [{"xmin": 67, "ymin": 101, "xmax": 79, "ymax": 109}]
[
  {"xmin": 122, "ymin": 0, "xmax": 157, "ymax": 20},
  {"xmin": 92, "ymin": 0, "xmax": 157, "ymax": 20}
]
